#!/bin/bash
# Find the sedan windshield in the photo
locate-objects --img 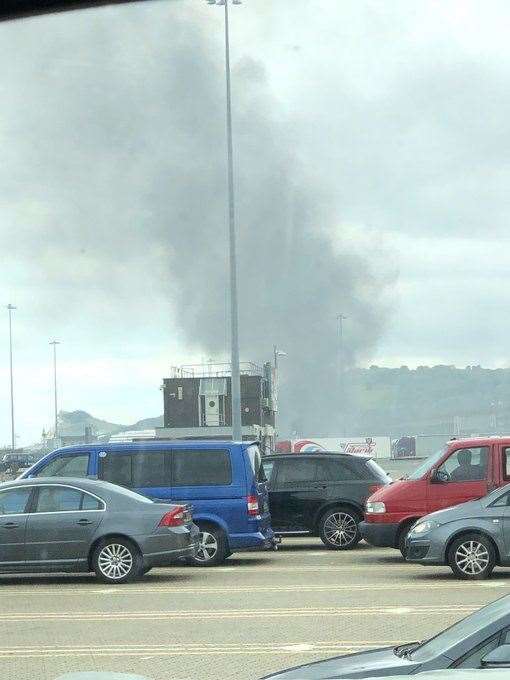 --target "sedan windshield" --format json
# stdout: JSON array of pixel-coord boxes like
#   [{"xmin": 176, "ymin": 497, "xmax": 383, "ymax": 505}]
[{"xmin": 410, "ymin": 596, "xmax": 510, "ymax": 661}]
